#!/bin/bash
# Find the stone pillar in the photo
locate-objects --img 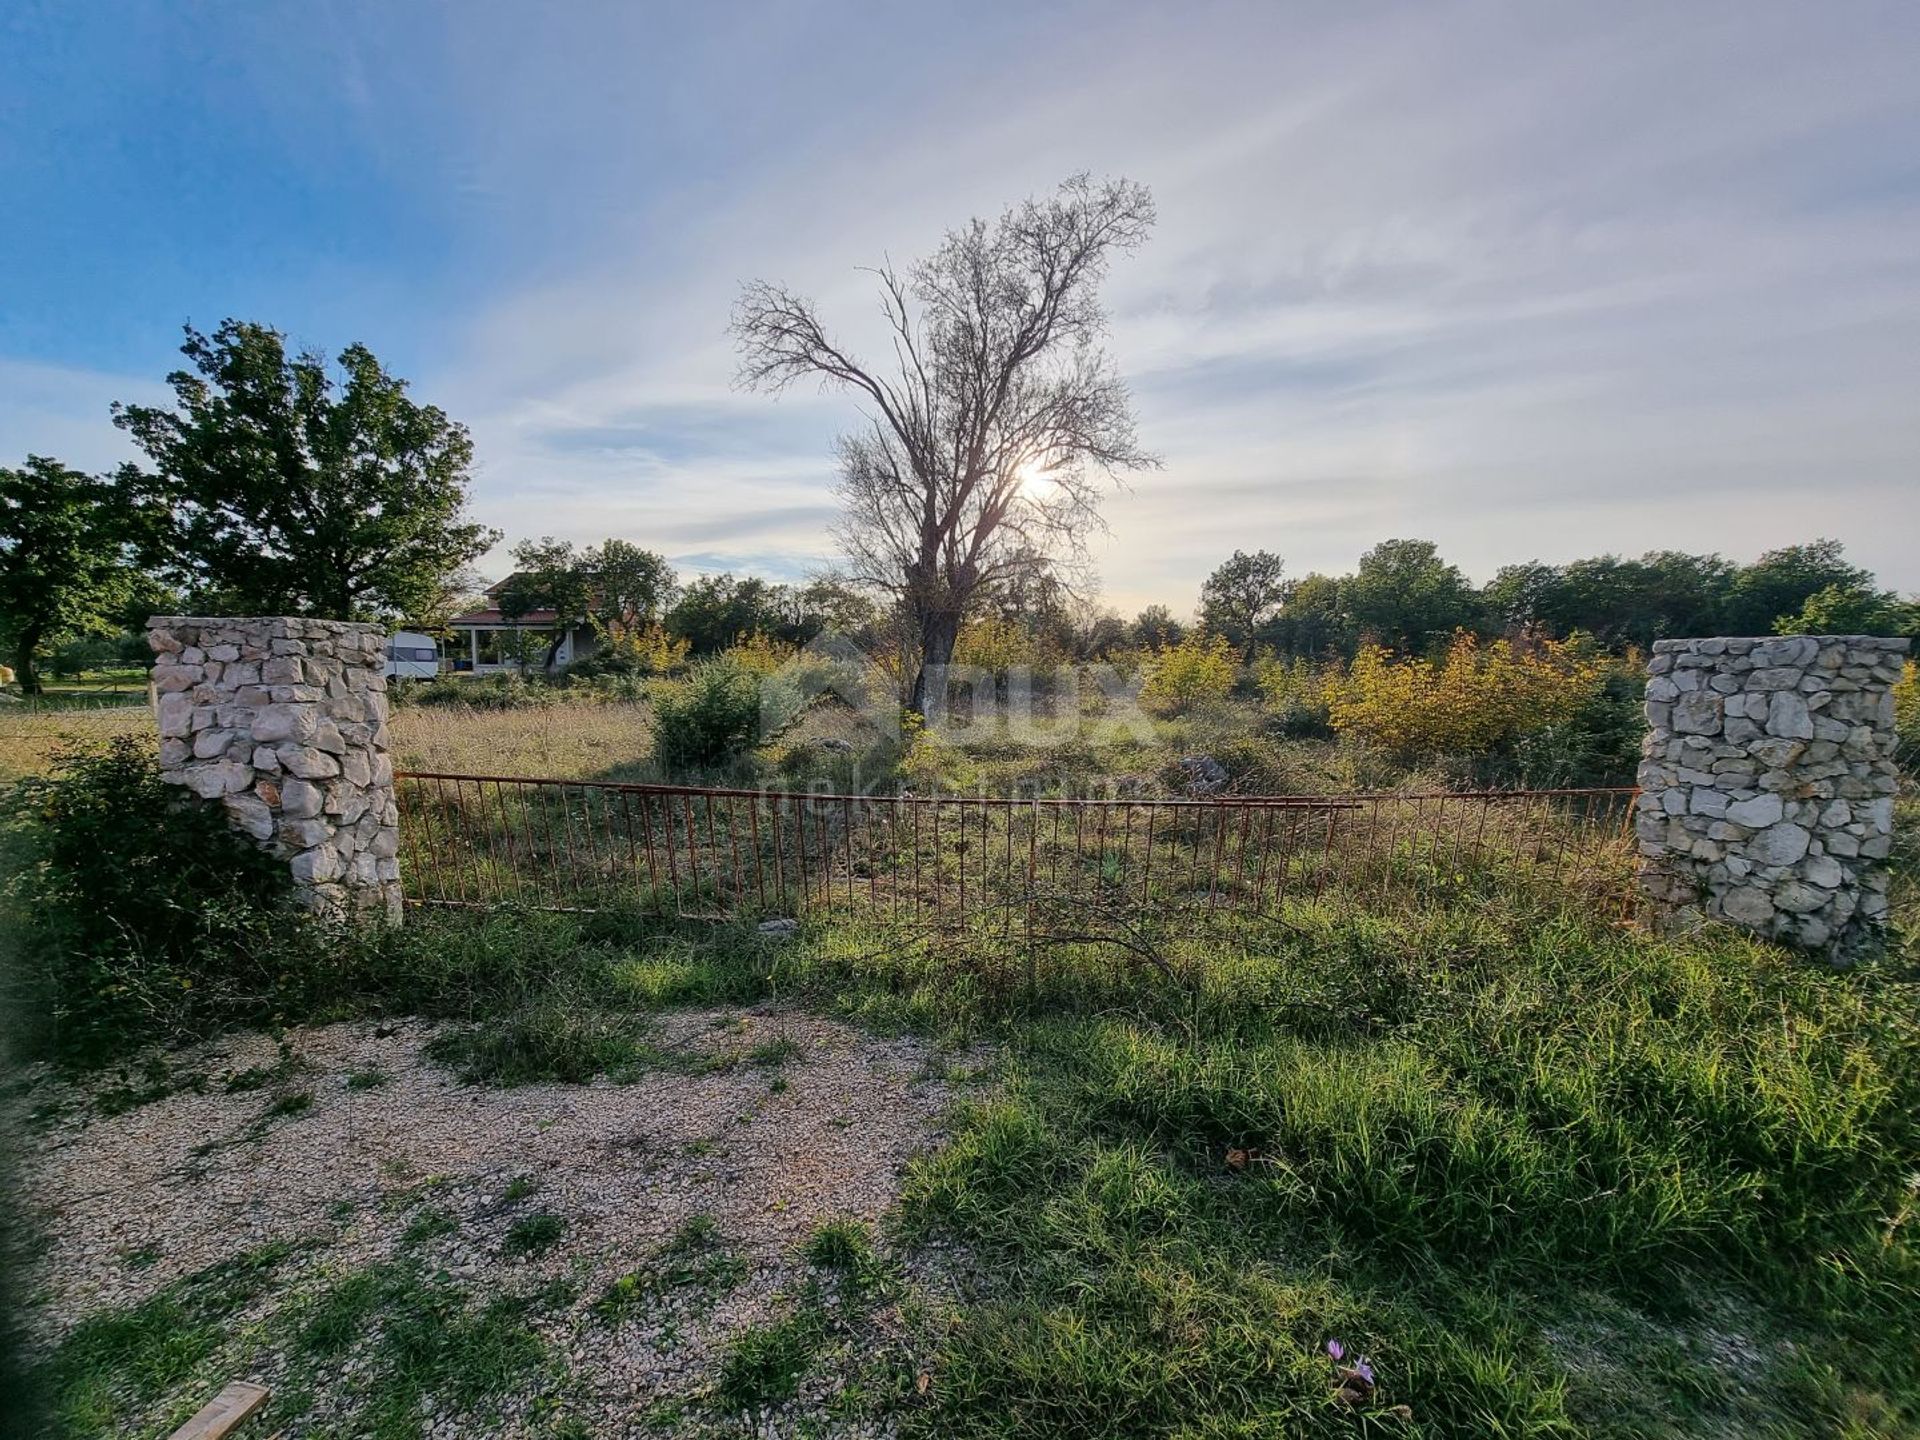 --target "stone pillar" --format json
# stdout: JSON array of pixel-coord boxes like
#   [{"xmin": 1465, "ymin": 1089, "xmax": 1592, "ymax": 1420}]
[
  {"xmin": 147, "ymin": 617, "xmax": 402, "ymax": 922},
  {"xmin": 1635, "ymin": 635, "xmax": 1907, "ymax": 955}
]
